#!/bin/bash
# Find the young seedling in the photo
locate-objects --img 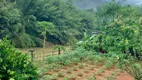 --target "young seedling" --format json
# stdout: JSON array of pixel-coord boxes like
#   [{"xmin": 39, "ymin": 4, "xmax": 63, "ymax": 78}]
[
  {"xmin": 67, "ymin": 68, "xmax": 72, "ymax": 74},
  {"xmin": 85, "ymin": 64, "xmax": 89, "ymax": 67},
  {"xmin": 47, "ymin": 74, "xmax": 58, "ymax": 80},
  {"xmin": 57, "ymin": 72, "xmax": 64, "ymax": 77},
  {"xmin": 63, "ymin": 77, "xmax": 70, "ymax": 80},
  {"xmin": 84, "ymin": 68, "xmax": 90, "ymax": 73},
  {"xmin": 73, "ymin": 66, "xmax": 78, "ymax": 71},
  {"xmin": 53, "ymin": 67, "xmax": 59, "ymax": 72},
  {"xmin": 97, "ymin": 68, "xmax": 105, "ymax": 75},
  {"xmin": 104, "ymin": 60, "xmax": 113, "ymax": 69},
  {"xmin": 90, "ymin": 65, "xmax": 95, "ymax": 70},
  {"xmin": 79, "ymin": 63, "xmax": 84, "ymax": 69},
  {"xmin": 104, "ymin": 69, "xmax": 121, "ymax": 80},
  {"xmin": 88, "ymin": 76, "xmax": 96, "ymax": 80},
  {"xmin": 69, "ymin": 74, "xmax": 76, "ymax": 80},
  {"xmin": 88, "ymin": 73, "xmax": 96, "ymax": 80}
]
